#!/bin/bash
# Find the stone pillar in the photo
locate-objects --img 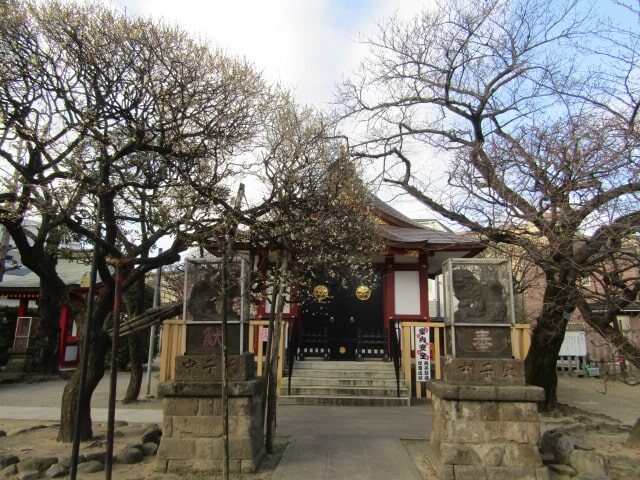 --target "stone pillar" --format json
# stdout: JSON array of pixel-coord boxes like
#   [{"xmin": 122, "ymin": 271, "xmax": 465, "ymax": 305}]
[
  {"xmin": 155, "ymin": 352, "xmax": 265, "ymax": 475},
  {"xmin": 426, "ymin": 358, "xmax": 548, "ymax": 480}
]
